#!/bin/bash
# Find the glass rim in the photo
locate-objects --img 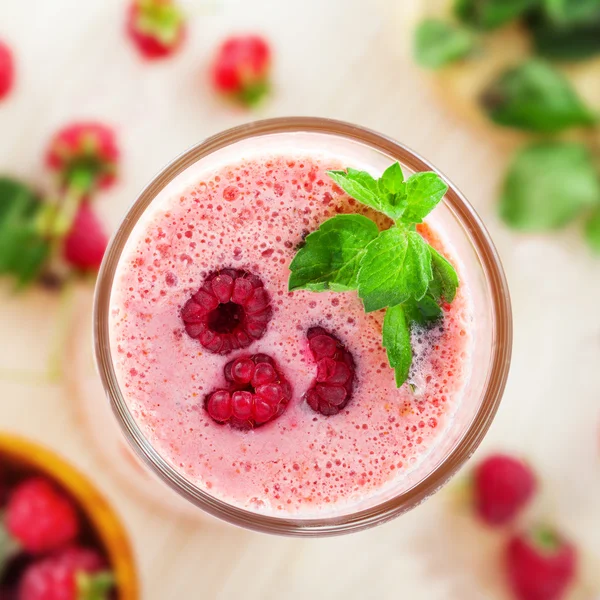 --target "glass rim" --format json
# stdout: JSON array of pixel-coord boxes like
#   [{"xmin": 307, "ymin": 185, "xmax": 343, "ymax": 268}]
[{"xmin": 94, "ymin": 117, "xmax": 512, "ymax": 537}]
